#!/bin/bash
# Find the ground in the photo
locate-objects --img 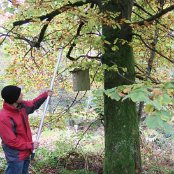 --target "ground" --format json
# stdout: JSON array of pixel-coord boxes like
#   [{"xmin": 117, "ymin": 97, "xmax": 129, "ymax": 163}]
[{"xmin": 0, "ymin": 125, "xmax": 174, "ymax": 174}]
